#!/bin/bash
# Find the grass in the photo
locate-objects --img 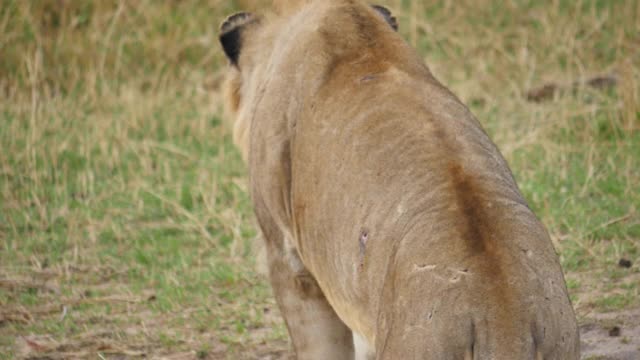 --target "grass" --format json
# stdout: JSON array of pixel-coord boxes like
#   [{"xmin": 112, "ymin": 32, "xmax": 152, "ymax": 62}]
[{"xmin": 1, "ymin": 0, "xmax": 639, "ymax": 359}]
